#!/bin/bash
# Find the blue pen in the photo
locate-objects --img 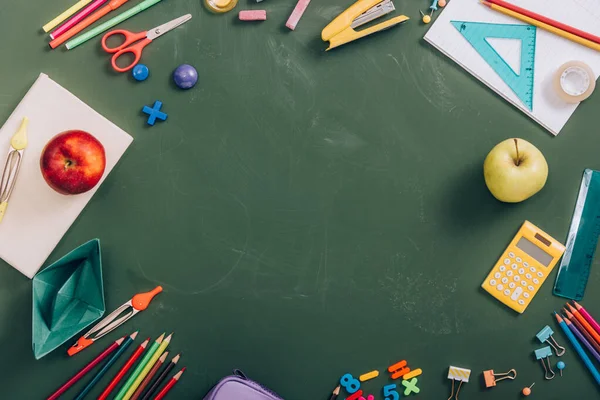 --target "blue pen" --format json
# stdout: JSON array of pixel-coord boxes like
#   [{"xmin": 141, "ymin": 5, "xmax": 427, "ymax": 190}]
[
  {"xmin": 555, "ymin": 312, "xmax": 600, "ymax": 386},
  {"xmin": 74, "ymin": 332, "xmax": 138, "ymax": 400}
]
